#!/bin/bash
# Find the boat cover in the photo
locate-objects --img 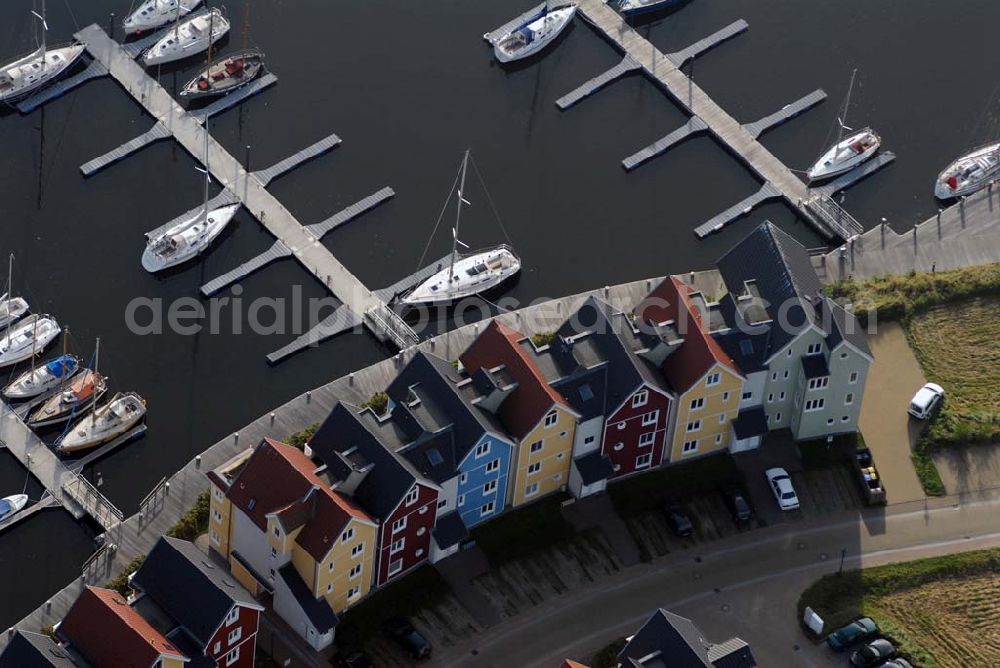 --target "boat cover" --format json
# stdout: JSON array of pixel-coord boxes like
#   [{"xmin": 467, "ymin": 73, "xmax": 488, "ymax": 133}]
[
  {"xmin": 47, "ymin": 355, "xmax": 75, "ymax": 378},
  {"xmin": 0, "ymin": 499, "xmax": 13, "ymax": 519}
]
